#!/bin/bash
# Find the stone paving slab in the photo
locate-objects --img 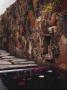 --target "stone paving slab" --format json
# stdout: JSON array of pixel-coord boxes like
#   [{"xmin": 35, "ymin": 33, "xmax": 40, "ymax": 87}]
[{"xmin": 0, "ymin": 50, "xmax": 37, "ymax": 70}]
